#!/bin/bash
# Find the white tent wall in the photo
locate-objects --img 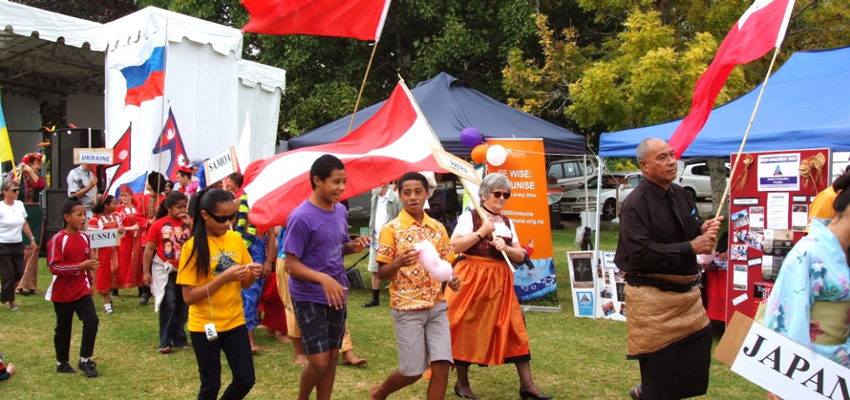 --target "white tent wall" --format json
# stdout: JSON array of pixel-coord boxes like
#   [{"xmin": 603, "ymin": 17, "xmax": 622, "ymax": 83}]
[
  {"xmin": 0, "ymin": 0, "xmax": 107, "ymax": 51},
  {"xmin": 238, "ymin": 60, "xmax": 286, "ymax": 163},
  {"xmin": 2, "ymin": 92, "xmax": 43, "ymax": 158},
  {"xmin": 67, "ymin": 93, "xmax": 105, "ymax": 130}
]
